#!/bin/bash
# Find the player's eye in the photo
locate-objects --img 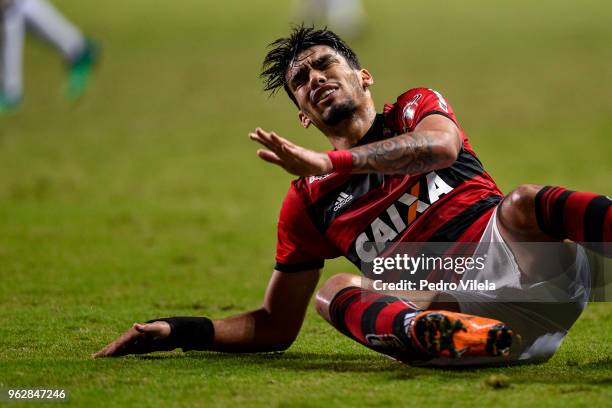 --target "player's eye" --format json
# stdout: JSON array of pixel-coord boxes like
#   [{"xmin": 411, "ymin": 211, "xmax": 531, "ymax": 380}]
[
  {"xmin": 315, "ymin": 59, "xmax": 332, "ymax": 69},
  {"xmin": 292, "ymin": 72, "xmax": 308, "ymax": 89}
]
